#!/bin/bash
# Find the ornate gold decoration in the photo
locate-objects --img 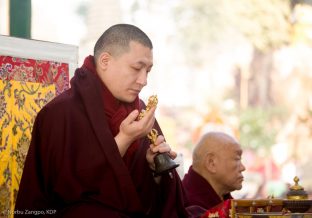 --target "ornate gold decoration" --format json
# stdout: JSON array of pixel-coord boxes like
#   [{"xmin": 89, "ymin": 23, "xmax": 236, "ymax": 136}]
[
  {"xmin": 138, "ymin": 95, "xmax": 158, "ymax": 119},
  {"xmin": 208, "ymin": 212, "xmax": 219, "ymax": 218},
  {"xmin": 287, "ymin": 176, "xmax": 308, "ymax": 200},
  {"xmin": 139, "ymin": 95, "xmax": 158, "ymax": 145},
  {"xmin": 291, "ymin": 176, "xmax": 303, "ymax": 191},
  {"xmin": 147, "ymin": 129, "xmax": 158, "ymax": 144}
]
